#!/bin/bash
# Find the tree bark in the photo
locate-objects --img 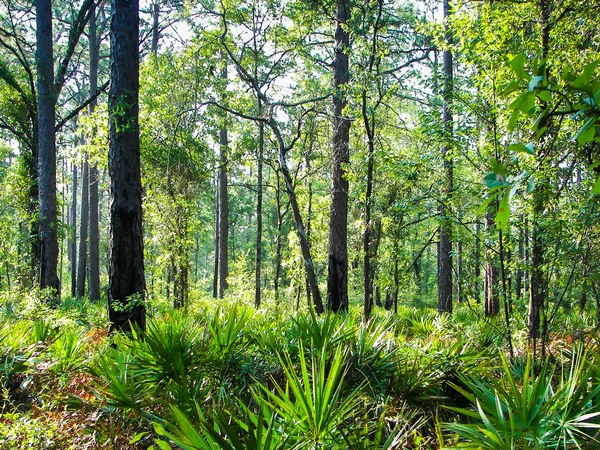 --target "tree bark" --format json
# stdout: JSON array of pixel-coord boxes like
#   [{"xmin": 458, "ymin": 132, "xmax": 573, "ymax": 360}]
[
  {"xmin": 70, "ymin": 163, "xmax": 78, "ymax": 297},
  {"xmin": 212, "ymin": 177, "xmax": 219, "ymax": 298},
  {"xmin": 254, "ymin": 102, "xmax": 264, "ymax": 308},
  {"xmin": 88, "ymin": 2, "xmax": 101, "ymax": 302},
  {"xmin": 218, "ymin": 61, "xmax": 229, "ymax": 299},
  {"xmin": 437, "ymin": 0, "xmax": 453, "ymax": 314},
  {"xmin": 36, "ymin": 0, "xmax": 60, "ymax": 302},
  {"xmin": 108, "ymin": 0, "xmax": 145, "ymax": 333},
  {"xmin": 474, "ymin": 220, "xmax": 481, "ymax": 303},
  {"xmin": 327, "ymin": 0, "xmax": 351, "ymax": 313},
  {"xmin": 76, "ymin": 159, "xmax": 89, "ymax": 297},
  {"xmin": 484, "ymin": 211, "xmax": 499, "ymax": 317}
]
